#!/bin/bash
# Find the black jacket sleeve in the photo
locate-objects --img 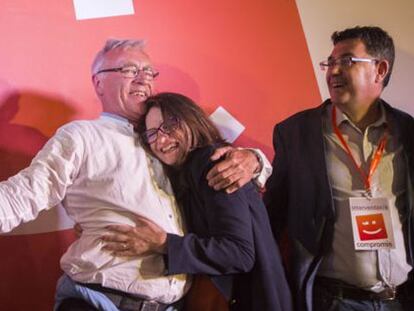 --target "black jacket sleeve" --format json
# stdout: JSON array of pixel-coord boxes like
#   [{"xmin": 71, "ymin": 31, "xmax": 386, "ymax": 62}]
[
  {"xmin": 165, "ymin": 147, "xmax": 255, "ymax": 276},
  {"xmin": 263, "ymin": 124, "xmax": 289, "ymax": 241}
]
